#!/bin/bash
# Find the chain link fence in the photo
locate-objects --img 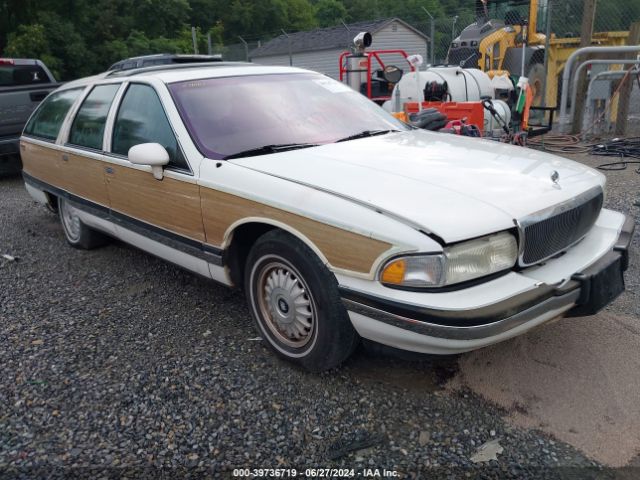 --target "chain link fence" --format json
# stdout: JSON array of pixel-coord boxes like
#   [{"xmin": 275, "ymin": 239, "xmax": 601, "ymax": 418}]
[
  {"xmin": 206, "ymin": 0, "xmax": 638, "ymax": 134},
  {"xmin": 211, "ymin": 1, "xmax": 637, "ymax": 66},
  {"xmin": 557, "ymin": 0, "xmax": 637, "ymax": 34},
  {"xmin": 211, "ymin": 41, "xmax": 260, "ymax": 62}
]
